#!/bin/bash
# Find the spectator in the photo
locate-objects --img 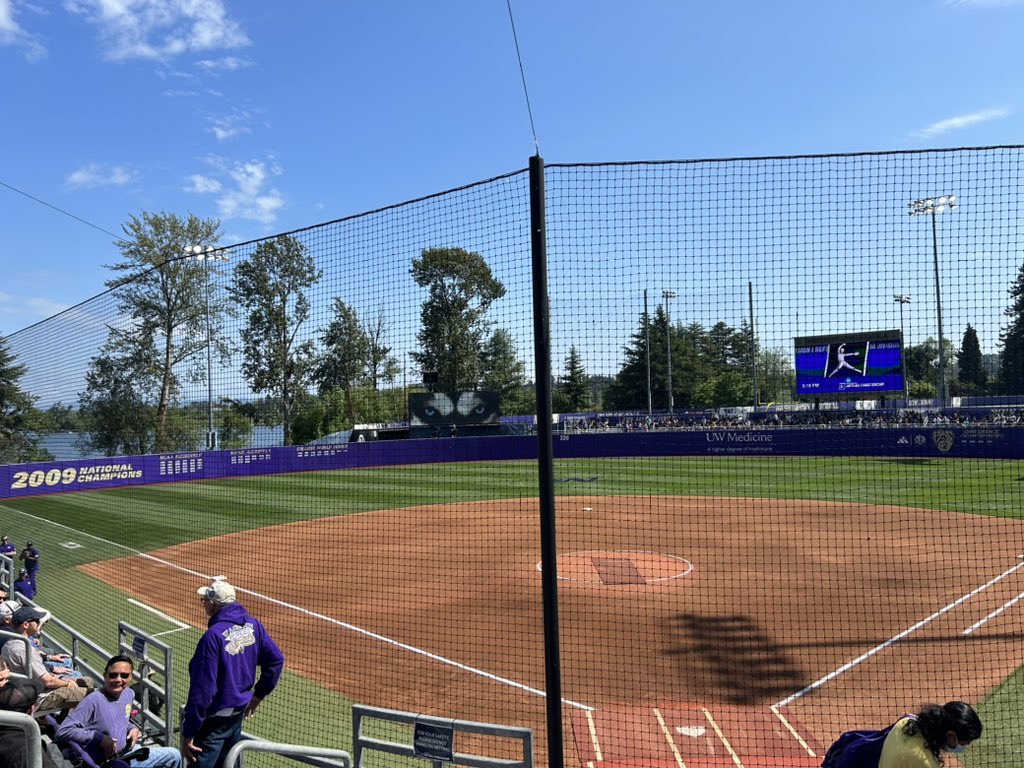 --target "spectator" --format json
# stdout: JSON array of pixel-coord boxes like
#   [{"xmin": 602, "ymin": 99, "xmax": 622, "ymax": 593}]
[
  {"xmin": 57, "ymin": 654, "xmax": 180, "ymax": 768},
  {"xmin": 879, "ymin": 701, "xmax": 982, "ymax": 768},
  {"xmin": 0, "ymin": 659, "xmax": 9, "ymax": 689},
  {"xmin": 0, "ymin": 607, "xmax": 87, "ymax": 718},
  {"xmin": 0, "ymin": 536, "xmax": 15, "ymax": 561},
  {"xmin": 17, "ymin": 544, "xmax": 38, "ymax": 587},
  {"xmin": 181, "ymin": 578, "xmax": 284, "ymax": 768},
  {"xmin": 0, "ymin": 677, "xmax": 57, "ymax": 768},
  {"xmin": 0, "ymin": 601, "xmax": 21, "ymax": 653},
  {"xmin": 12, "ymin": 571, "xmax": 34, "ymax": 602}
]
